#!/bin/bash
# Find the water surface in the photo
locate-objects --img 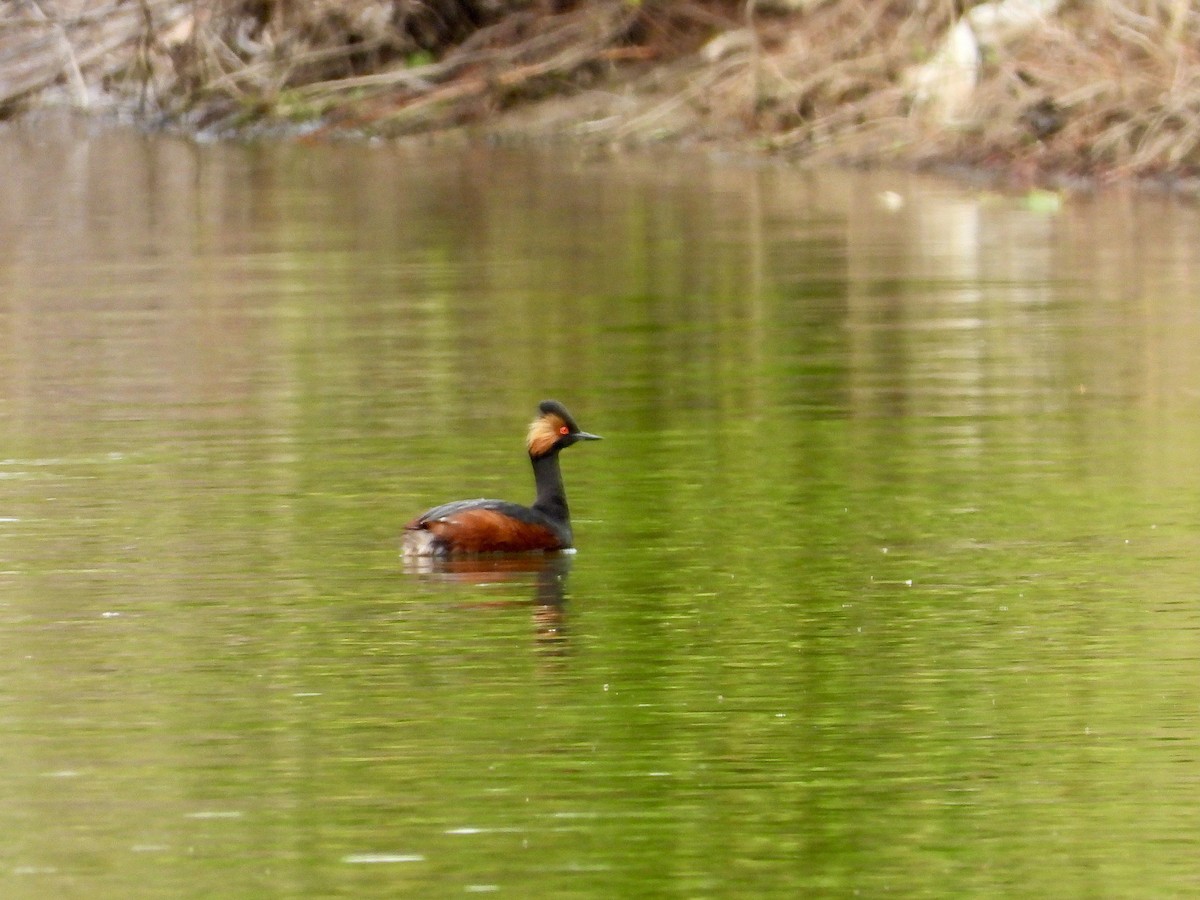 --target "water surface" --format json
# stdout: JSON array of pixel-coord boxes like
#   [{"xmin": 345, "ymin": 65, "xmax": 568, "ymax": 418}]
[{"xmin": 2, "ymin": 119, "xmax": 1200, "ymax": 897}]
